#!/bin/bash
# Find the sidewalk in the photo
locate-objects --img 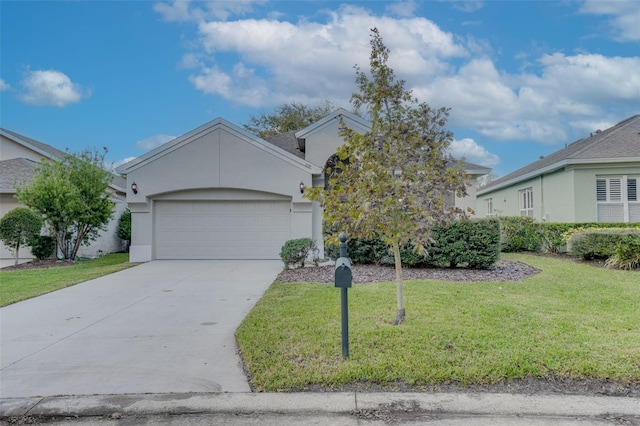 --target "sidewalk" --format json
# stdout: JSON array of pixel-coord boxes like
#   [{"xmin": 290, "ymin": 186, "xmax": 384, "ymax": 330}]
[{"xmin": 2, "ymin": 391, "xmax": 639, "ymax": 425}]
